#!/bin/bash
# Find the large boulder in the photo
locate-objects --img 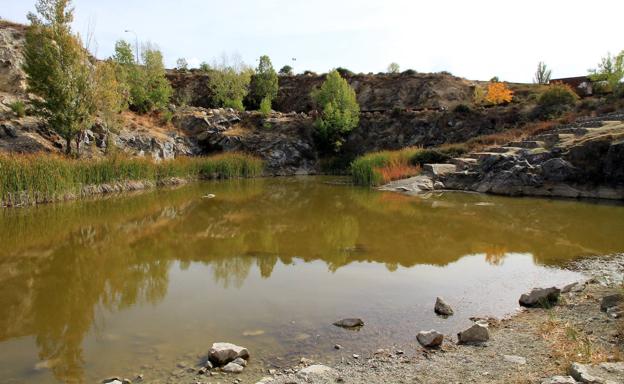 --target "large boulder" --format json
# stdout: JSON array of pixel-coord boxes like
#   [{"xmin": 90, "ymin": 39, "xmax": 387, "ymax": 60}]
[
  {"xmin": 519, "ymin": 287, "xmax": 560, "ymax": 308},
  {"xmin": 434, "ymin": 297, "xmax": 454, "ymax": 316},
  {"xmin": 208, "ymin": 342, "xmax": 249, "ymax": 366},
  {"xmin": 540, "ymin": 376, "xmax": 577, "ymax": 384},
  {"xmin": 457, "ymin": 322, "xmax": 489, "ymax": 344},
  {"xmin": 540, "ymin": 158, "xmax": 577, "ymax": 182}
]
